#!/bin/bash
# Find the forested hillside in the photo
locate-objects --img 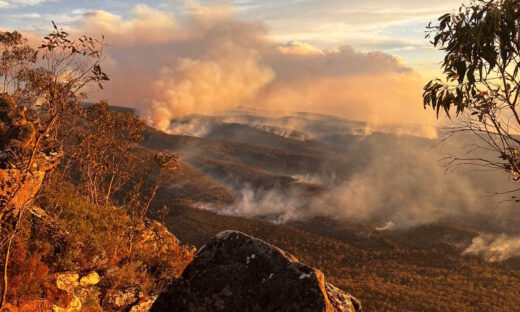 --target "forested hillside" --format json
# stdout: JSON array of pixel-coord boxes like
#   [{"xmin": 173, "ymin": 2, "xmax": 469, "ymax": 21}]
[{"xmin": 140, "ymin": 114, "xmax": 520, "ymax": 311}]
